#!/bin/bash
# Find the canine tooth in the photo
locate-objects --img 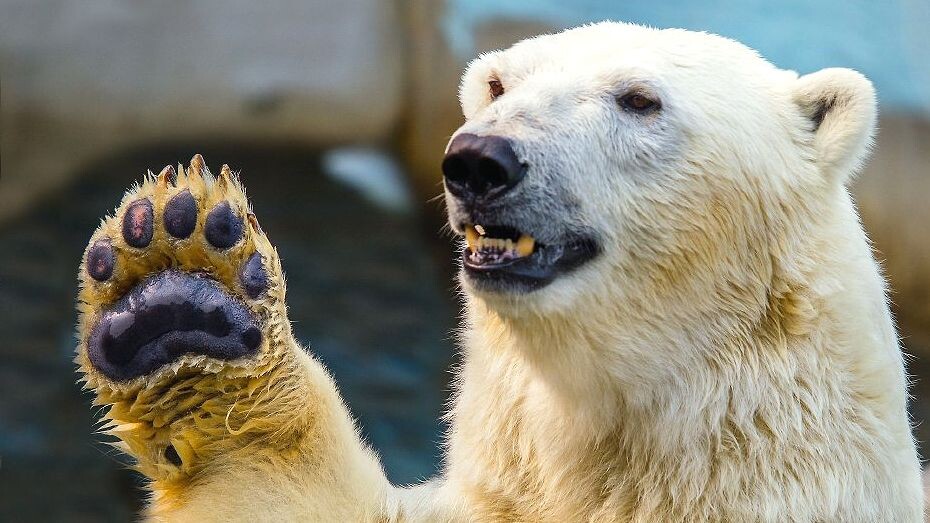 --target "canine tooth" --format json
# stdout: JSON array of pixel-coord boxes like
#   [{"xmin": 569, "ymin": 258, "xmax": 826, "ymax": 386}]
[
  {"xmin": 475, "ymin": 224, "xmax": 486, "ymax": 236},
  {"xmin": 465, "ymin": 226, "xmax": 478, "ymax": 253},
  {"xmin": 516, "ymin": 235, "xmax": 535, "ymax": 256}
]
